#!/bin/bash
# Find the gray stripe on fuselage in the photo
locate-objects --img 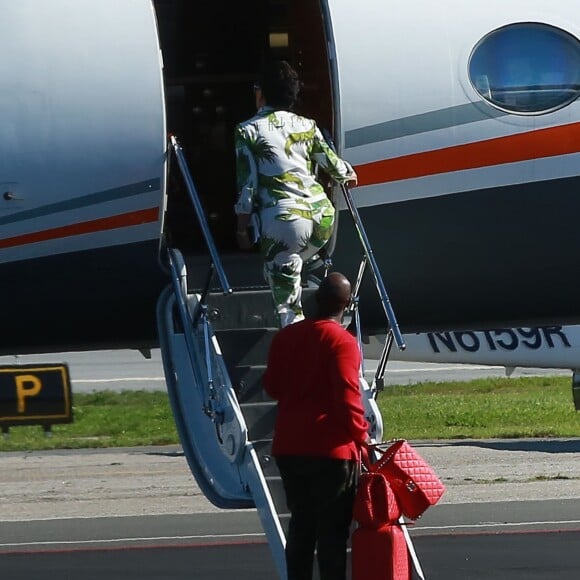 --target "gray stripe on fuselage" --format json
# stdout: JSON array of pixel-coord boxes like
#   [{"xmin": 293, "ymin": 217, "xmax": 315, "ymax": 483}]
[
  {"xmin": 0, "ymin": 178, "xmax": 161, "ymax": 226},
  {"xmin": 345, "ymin": 103, "xmax": 509, "ymax": 148}
]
